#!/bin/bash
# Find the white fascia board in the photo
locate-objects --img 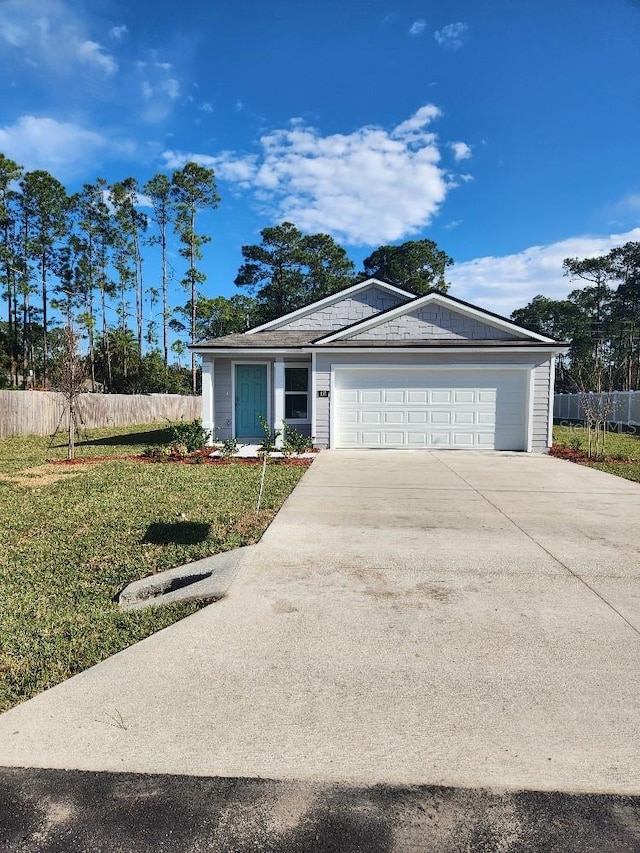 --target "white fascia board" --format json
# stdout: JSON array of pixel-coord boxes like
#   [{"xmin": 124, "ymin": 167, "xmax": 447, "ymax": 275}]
[
  {"xmin": 312, "ymin": 345, "xmax": 567, "ymax": 355},
  {"xmin": 193, "ymin": 344, "xmax": 566, "ymax": 357},
  {"xmin": 245, "ymin": 278, "xmax": 415, "ymax": 334},
  {"xmin": 316, "ymin": 291, "xmax": 557, "ymax": 344}
]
